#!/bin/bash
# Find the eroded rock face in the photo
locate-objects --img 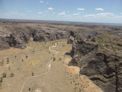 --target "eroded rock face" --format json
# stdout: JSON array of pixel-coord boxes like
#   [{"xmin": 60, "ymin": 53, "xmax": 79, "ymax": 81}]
[
  {"xmin": 6, "ymin": 31, "xmax": 31, "ymax": 48},
  {"xmin": 32, "ymin": 30, "xmax": 68, "ymax": 42},
  {"xmin": 0, "ymin": 37, "xmax": 10, "ymax": 50},
  {"xmin": 68, "ymin": 33, "xmax": 122, "ymax": 92},
  {"xmin": 68, "ymin": 31, "xmax": 98, "ymax": 58},
  {"xmin": 0, "ymin": 29, "xmax": 69, "ymax": 49},
  {"xmin": 80, "ymin": 53, "xmax": 122, "ymax": 92}
]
